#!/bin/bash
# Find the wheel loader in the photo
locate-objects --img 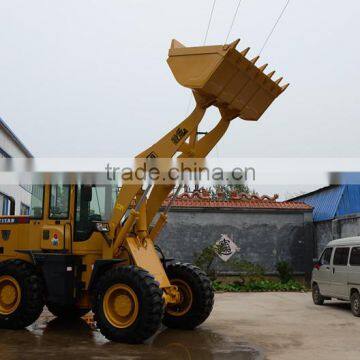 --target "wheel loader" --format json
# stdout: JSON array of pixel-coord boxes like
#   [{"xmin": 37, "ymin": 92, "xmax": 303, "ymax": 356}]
[{"xmin": 0, "ymin": 39, "xmax": 287, "ymax": 343}]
